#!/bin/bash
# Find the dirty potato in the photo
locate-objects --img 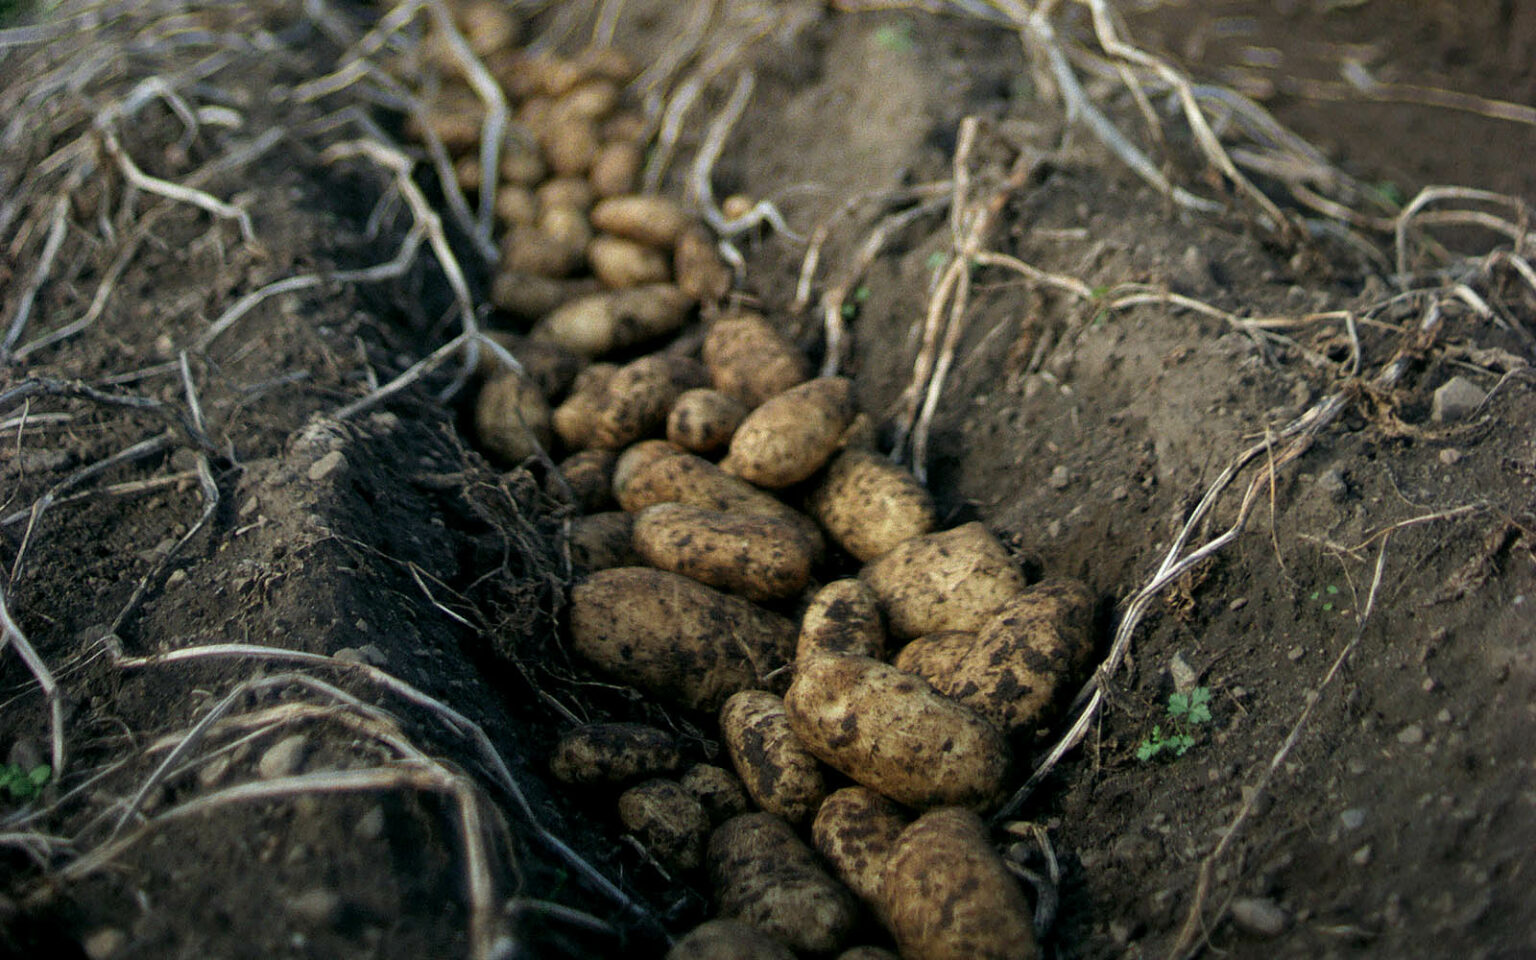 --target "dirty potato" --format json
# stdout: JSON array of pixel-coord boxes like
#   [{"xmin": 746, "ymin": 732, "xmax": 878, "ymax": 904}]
[
  {"xmin": 811, "ymin": 786, "xmax": 909, "ymax": 914},
  {"xmin": 589, "ymin": 234, "xmax": 671, "ymax": 288},
  {"xmin": 619, "ymin": 778, "xmax": 709, "ymax": 872},
  {"xmin": 568, "ymin": 568, "xmax": 795, "ymax": 711},
  {"xmin": 557, "ymin": 449, "xmax": 618, "ymax": 513},
  {"xmin": 880, "ymin": 807, "xmax": 1038, "ymax": 960},
  {"xmin": 589, "ymin": 140, "xmax": 642, "ymax": 197},
  {"xmin": 707, "ymin": 813, "xmax": 858, "ymax": 955},
  {"xmin": 567, "ymin": 511, "xmax": 639, "ymax": 570},
  {"xmin": 702, "ymin": 313, "xmax": 809, "ymax": 408},
  {"xmin": 783, "ymin": 653, "xmax": 1009, "ymax": 810},
  {"xmin": 548, "ymin": 722, "xmax": 682, "ymax": 785},
  {"xmin": 536, "ymin": 284, "xmax": 693, "ymax": 357},
  {"xmin": 679, "ymin": 763, "xmax": 752, "ymax": 826},
  {"xmin": 634, "ymin": 503, "xmax": 815, "ymax": 601},
  {"xmin": 721, "ymin": 377, "xmax": 854, "ymax": 489},
  {"xmin": 666, "ymin": 388, "xmax": 746, "ymax": 454},
  {"xmin": 720, "ymin": 691, "xmax": 827, "ymax": 823},
  {"xmin": 675, "ymin": 224, "xmax": 732, "ymax": 303},
  {"xmin": 474, "ymin": 372, "xmax": 552, "ymax": 464},
  {"xmin": 808, "ymin": 449, "xmax": 937, "ymax": 562},
  {"xmin": 860, "ymin": 522, "xmax": 1029, "ymax": 638},
  {"xmin": 666, "ymin": 919, "xmax": 796, "ymax": 960},
  {"xmin": 489, "ymin": 270, "xmax": 597, "ymax": 321},
  {"xmin": 797, "ymin": 579, "xmax": 885, "ymax": 661},
  {"xmin": 590, "ymin": 194, "xmax": 690, "ymax": 249}
]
